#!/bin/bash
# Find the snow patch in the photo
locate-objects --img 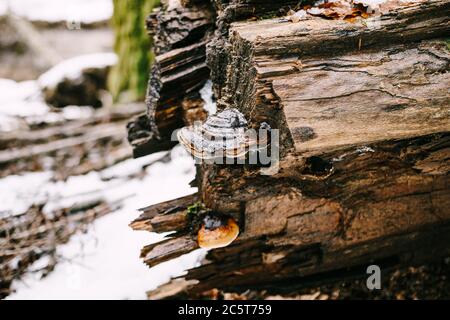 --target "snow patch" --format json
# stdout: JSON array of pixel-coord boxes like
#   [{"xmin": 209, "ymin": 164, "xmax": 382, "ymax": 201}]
[
  {"xmin": 6, "ymin": 146, "xmax": 206, "ymax": 299},
  {"xmin": 0, "ymin": 172, "xmax": 53, "ymax": 219},
  {"xmin": 0, "ymin": 114, "xmax": 27, "ymax": 132},
  {"xmin": 38, "ymin": 53, "xmax": 117, "ymax": 89},
  {"xmin": 0, "ymin": 79, "xmax": 41, "ymax": 105},
  {"xmin": 0, "ymin": 0, "xmax": 7, "ymax": 17},
  {"xmin": 1, "ymin": 0, "xmax": 113, "ymax": 24},
  {"xmin": 200, "ymin": 80, "xmax": 216, "ymax": 115},
  {"xmin": 61, "ymin": 106, "xmax": 95, "ymax": 121},
  {"xmin": 0, "ymin": 78, "xmax": 50, "ymax": 128}
]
